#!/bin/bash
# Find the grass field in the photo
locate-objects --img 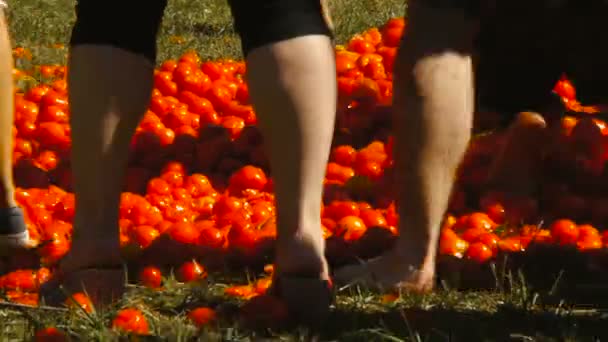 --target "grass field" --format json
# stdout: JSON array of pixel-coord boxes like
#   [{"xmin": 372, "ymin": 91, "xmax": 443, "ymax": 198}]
[{"xmin": 3, "ymin": 0, "xmax": 608, "ymax": 341}]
